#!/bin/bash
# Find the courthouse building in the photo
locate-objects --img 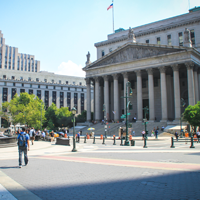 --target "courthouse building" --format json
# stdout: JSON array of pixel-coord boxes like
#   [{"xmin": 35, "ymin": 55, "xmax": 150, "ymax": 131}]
[
  {"xmin": 83, "ymin": 7, "xmax": 200, "ymax": 124},
  {"xmin": 0, "ymin": 30, "xmax": 92, "ymax": 127}
]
